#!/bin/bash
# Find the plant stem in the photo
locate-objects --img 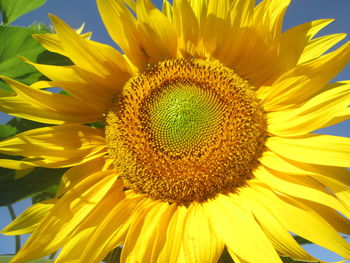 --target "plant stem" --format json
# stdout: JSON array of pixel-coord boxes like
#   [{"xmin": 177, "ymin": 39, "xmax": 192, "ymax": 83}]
[{"xmin": 7, "ymin": 204, "xmax": 21, "ymax": 253}]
